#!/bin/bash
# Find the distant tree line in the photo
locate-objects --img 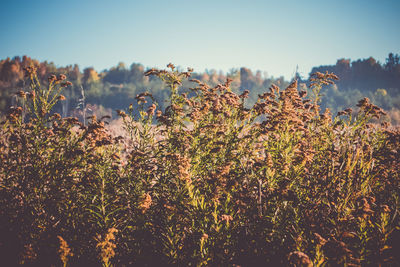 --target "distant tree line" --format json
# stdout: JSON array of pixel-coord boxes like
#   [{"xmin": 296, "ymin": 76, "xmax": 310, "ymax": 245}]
[
  {"xmin": 0, "ymin": 53, "xmax": 399, "ymax": 123},
  {"xmin": 307, "ymin": 54, "xmax": 400, "ymax": 120}
]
